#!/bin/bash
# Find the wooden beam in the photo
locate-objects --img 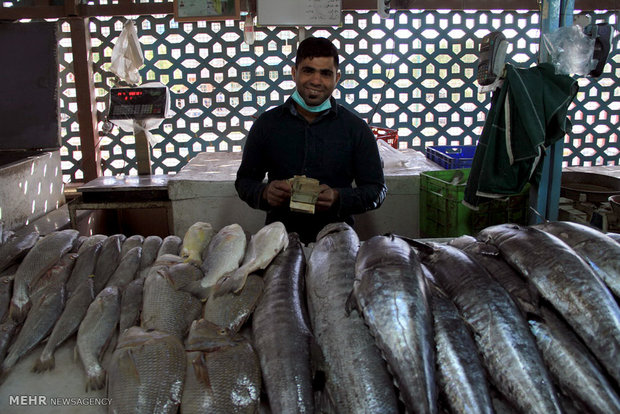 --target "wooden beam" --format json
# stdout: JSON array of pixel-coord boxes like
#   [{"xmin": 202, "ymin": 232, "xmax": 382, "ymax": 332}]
[{"xmin": 69, "ymin": 17, "xmax": 101, "ymax": 183}]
